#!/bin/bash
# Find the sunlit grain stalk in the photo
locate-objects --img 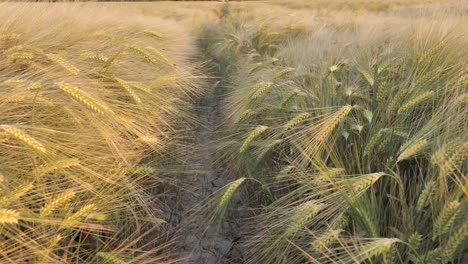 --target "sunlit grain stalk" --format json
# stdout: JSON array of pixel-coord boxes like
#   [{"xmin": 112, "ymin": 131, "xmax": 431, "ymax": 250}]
[
  {"xmin": 116, "ymin": 78, "xmax": 142, "ymax": 104},
  {"xmin": 0, "ymin": 125, "xmax": 46, "ymax": 153},
  {"xmin": 146, "ymin": 47, "xmax": 171, "ymax": 65},
  {"xmin": 315, "ymin": 105, "xmax": 352, "ymax": 143},
  {"xmin": 40, "ymin": 191, "xmax": 76, "ymax": 217},
  {"xmin": 284, "ymin": 112, "xmax": 310, "ymax": 130},
  {"xmin": 62, "ymin": 203, "xmax": 96, "ymax": 228},
  {"xmin": 58, "ymin": 82, "xmax": 111, "ymax": 114},
  {"xmin": 35, "ymin": 158, "xmax": 80, "ymax": 177},
  {"xmin": 285, "ymin": 201, "xmax": 323, "ymax": 236},
  {"xmin": 129, "ymin": 46, "xmax": 156, "ymax": 64},
  {"xmin": 0, "ymin": 33, "xmax": 20, "ymax": 41},
  {"xmin": 0, "ymin": 182, "xmax": 34, "ymax": 206},
  {"xmin": 47, "ymin": 54, "xmax": 80, "ymax": 75},
  {"xmin": 81, "ymin": 52, "xmax": 109, "ymax": 62},
  {"xmin": 143, "ymin": 30, "xmax": 164, "ymax": 39},
  {"xmin": 129, "ymin": 81, "xmax": 151, "ymax": 92},
  {"xmin": 353, "ymin": 172, "xmax": 385, "ymax": 193},
  {"xmin": 0, "ymin": 209, "xmax": 19, "ymax": 224}
]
